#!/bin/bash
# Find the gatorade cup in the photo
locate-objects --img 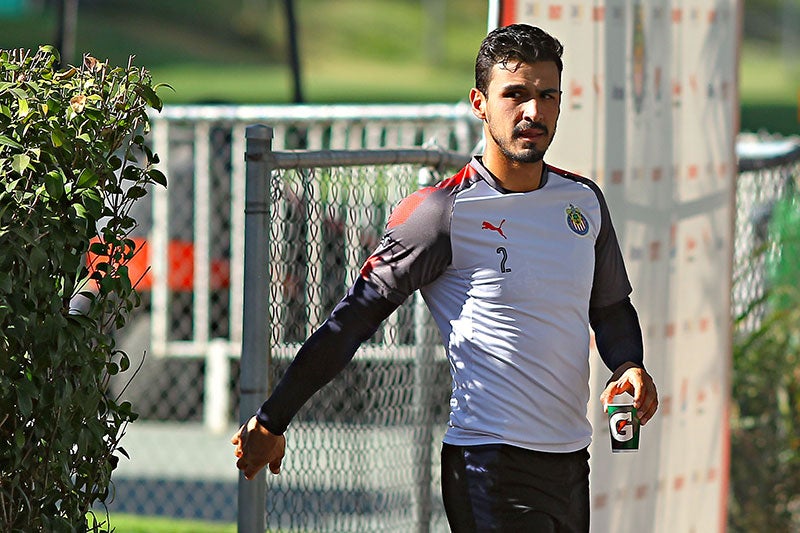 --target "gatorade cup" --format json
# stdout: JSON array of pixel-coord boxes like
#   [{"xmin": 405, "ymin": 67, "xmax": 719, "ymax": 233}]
[{"xmin": 607, "ymin": 402, "xmax": 640, "ymax": 453}]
